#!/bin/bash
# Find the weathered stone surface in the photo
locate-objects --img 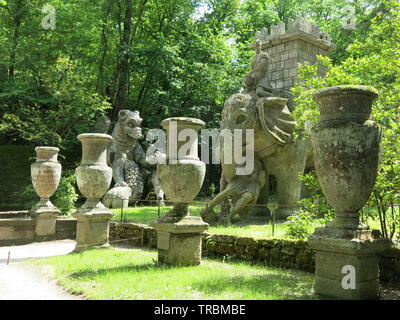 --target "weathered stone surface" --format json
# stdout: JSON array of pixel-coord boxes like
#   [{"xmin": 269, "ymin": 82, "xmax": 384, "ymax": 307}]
[
  {"xmin": 203, "ymin": 93, "xmax": 307, "ymax": 223},
  {"xmin": 30, "ymin": 147, "xmax": 61, "ymax": 238},
  {"xmin": 74, "ymin": 214, "xmax": 112, "ymax": 251},
  {"xmin": 108, "ymin": 109, "xmax": 164, "ymax": 203},
  {"xmin": 157, "ymin": 118, "xmax": 206, "ymax": 222},
  {"xmin": 314, "ymin": 275, "xmax": 380, "ymax": 300},
  {"xmin": 158, "ymin": 233, "xmax": 203, "ymax": 266},
  {"xmin": 103, "ymin": 186, "xmax": 131, "ymax": 209},
  {"xmin": 33, "ymin": 213, "xmax": 58, "ymax": 238},
  {"xmin": 235, "ymin": 237, "xmax": 258, "ymax": 247},
  {"xmin": 74, "ymin": 133, "xmax": 114, "ymax": 251},
  {"xmin": 153, "ymin": 216, "xmax": 208, "ymax": 266},
  {"xmin": 211, "ymin": 234, "xmax": 237, "ymax": 244}
]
